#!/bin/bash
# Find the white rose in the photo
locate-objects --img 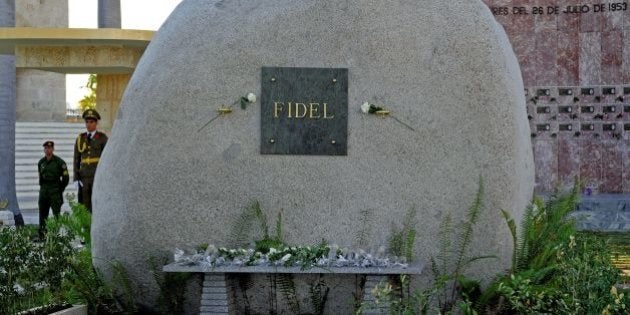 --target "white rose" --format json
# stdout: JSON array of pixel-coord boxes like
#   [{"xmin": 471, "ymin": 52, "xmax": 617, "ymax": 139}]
[
  {"xmin": 280, "ymin": 253, "xmax": 292, "ymax": 262},
  {"xmin": 361, "ymin": 102, "xmax": 370, "ymax": 113},
  {"xmin": 246, "ymin": 93, "xmax": 257, "ymax": 103}
]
